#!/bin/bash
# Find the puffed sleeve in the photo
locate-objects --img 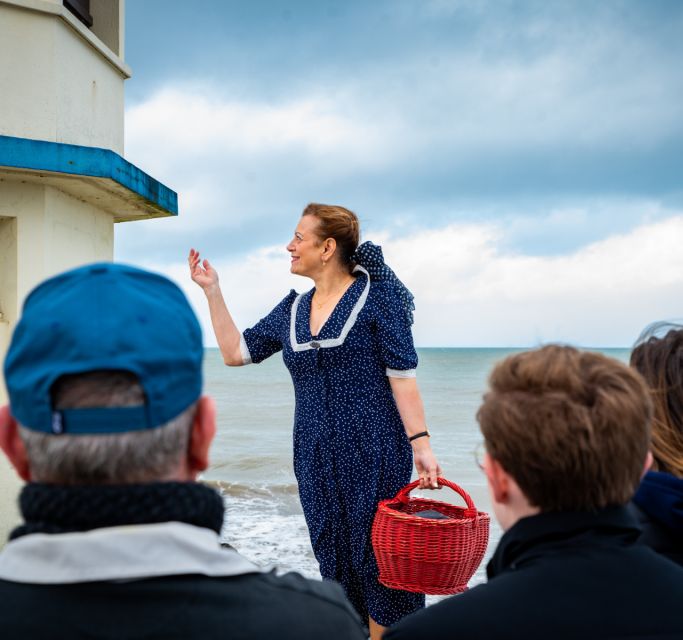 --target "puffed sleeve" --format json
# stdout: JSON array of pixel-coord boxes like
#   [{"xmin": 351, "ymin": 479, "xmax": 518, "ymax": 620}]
[
  {"xmin": 241, "ymin": 290, "xmax": 297, "ymax": 364},
  {"xmin": 373, "ymin": 282, "xmax": 418, "ymax": 378}
]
